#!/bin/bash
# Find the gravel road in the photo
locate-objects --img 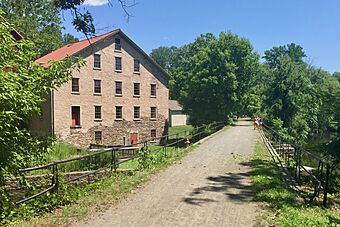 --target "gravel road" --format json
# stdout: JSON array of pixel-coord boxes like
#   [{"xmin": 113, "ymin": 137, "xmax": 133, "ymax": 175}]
[{"xmin": 72, "ymin": 120, "xmax": 259, "ymax": 227}]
